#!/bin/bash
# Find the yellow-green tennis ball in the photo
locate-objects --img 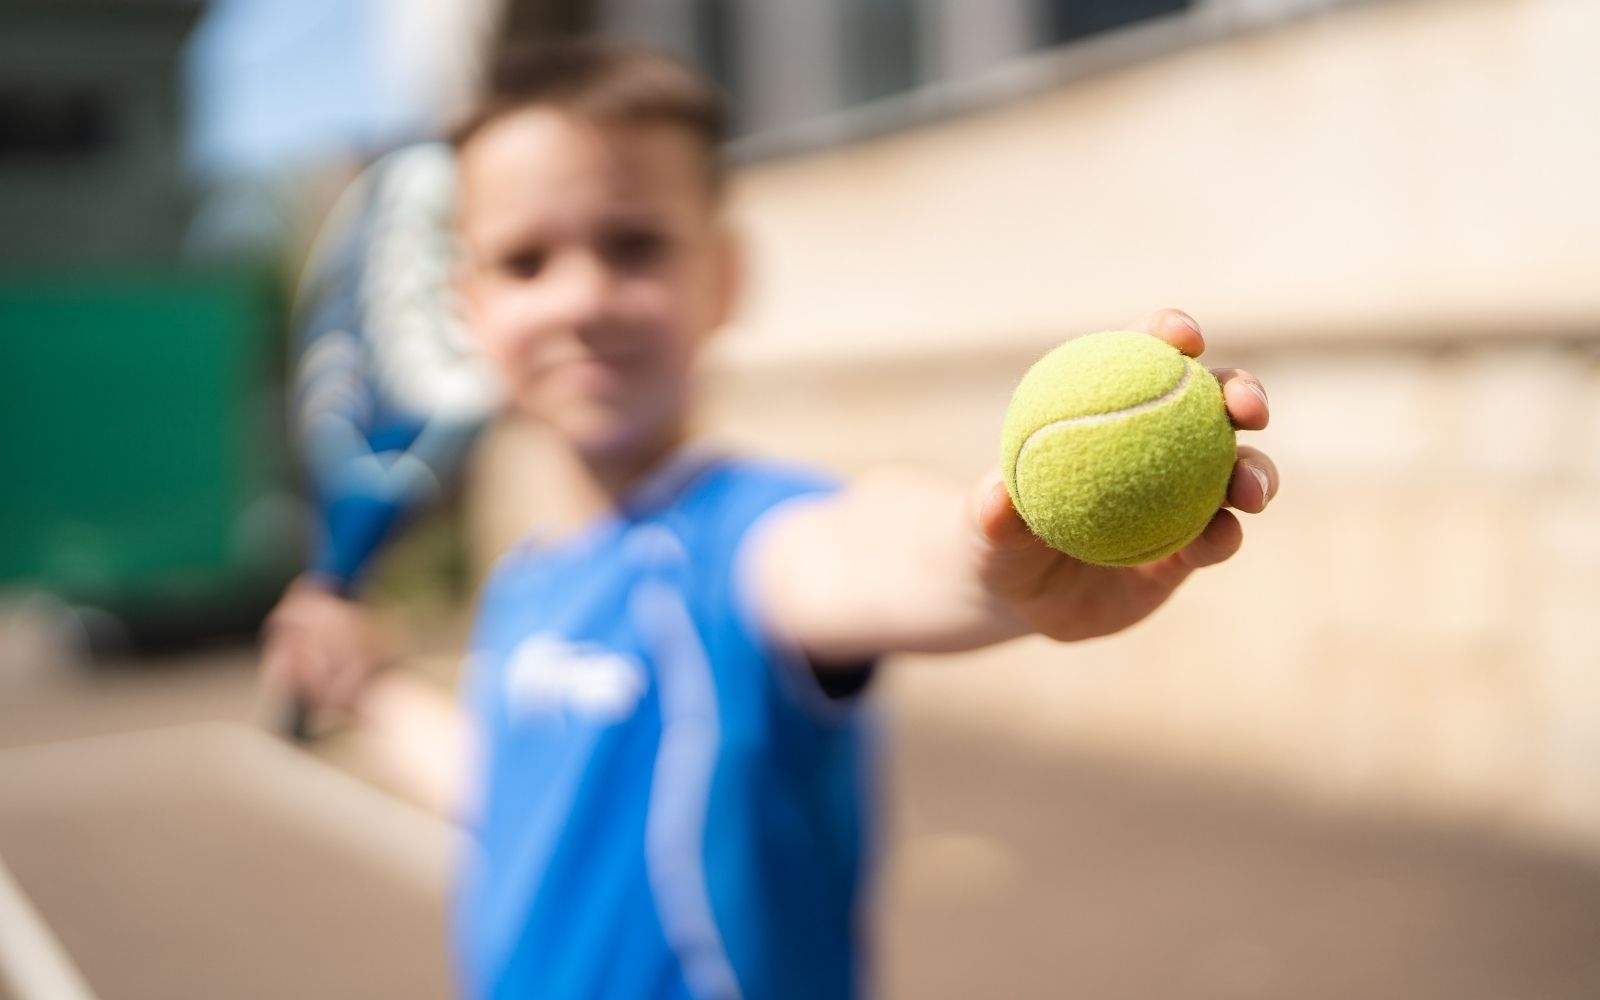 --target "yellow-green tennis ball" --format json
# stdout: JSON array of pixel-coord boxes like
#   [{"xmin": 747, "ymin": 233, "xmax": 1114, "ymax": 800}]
[{"xmin": 1000, "ymin": 330, "xmax": 1236, "ymax": 566}]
